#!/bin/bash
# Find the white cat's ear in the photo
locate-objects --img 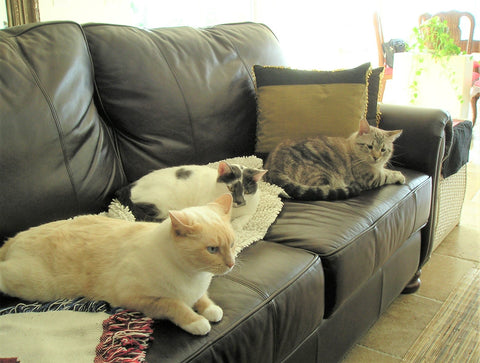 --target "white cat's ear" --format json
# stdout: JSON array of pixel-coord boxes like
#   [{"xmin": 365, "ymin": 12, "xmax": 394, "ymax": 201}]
[
  {"xmin": 358, "ymin": 118, "xmax": 370, "ymax": 136},
  {"xmin": 387, "ymin": 129, "xmax": 402, "ymax": 140},
  {"xmin": 217, "ymin": 161, "xmax": 233, "ymax": 176},
  {"xmin": 209, "ymin": 194, "xmax": 233, "ymax": 218},
  {"xmin": 169, "ymin": 211, "xmax": 199, "ymax": 237},
  {"xmin": 253, "ymin": 169, "xmax": 267, "ymax": 182}
]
